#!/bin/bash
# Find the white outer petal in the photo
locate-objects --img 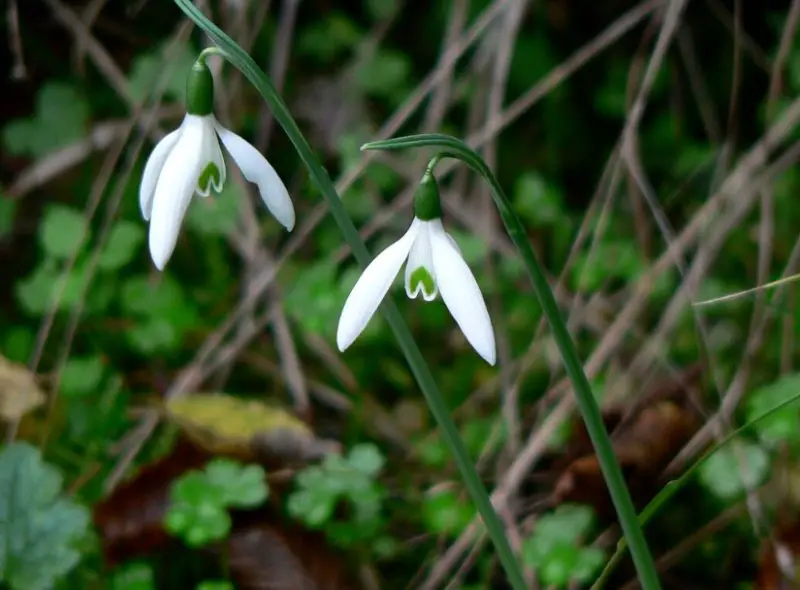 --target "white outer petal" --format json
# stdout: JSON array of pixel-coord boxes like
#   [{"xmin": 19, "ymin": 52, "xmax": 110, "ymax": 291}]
[
  {"xmin": 336, "ymin": 220, "xmax": 420, "ymax": 352},
  {"xmin": 148, "ymin": 116, "xmax": 205, "ymax": 270},
  {"xmin": 195, "ymin": 115, "xmax": 227, "ymax": 197},
  {"xmin": 139, "ymin": 122, "xmax": 184, "ymax": 221},
  {"xmin": 215, "ymin": 122, "xmax": 295, "ymax": 230},
  {"xmin": 404, "ymin": 220, "xmax": 437, "ymax": 301},
  {"xmin": 429, "ymin": 220, "xmax": 496, "ymax": 365}
]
